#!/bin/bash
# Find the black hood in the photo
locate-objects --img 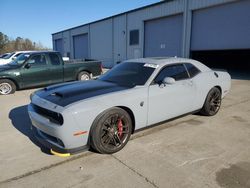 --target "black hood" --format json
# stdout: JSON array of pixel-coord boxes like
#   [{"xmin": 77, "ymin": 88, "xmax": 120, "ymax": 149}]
[{"xmin": 35, "ymin": 80, "xmax": 130, "ymax": 107}]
